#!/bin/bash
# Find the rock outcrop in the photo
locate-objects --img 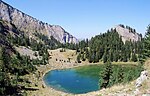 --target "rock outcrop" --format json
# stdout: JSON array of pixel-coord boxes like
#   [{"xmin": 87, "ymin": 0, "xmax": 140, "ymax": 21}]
[
  {"xmin": 136, "ymin": 70, "xmax": 148, "ymax": 88},
  {"xmin": 113, "ymin": 24, "xmax": 142, "ymax": 43},
  {"xmin": 0, "ymin": 0, "xmax": 78, "ymax": 43},
  {"xmin": 134, "ymin": 70, "xmax": 149, "ymax": 95}
]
